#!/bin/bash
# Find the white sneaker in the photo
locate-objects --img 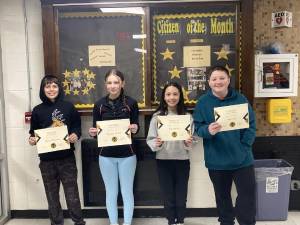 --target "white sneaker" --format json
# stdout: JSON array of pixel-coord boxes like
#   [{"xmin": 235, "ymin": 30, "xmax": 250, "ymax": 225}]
[{"xmin": 177, "ymin": 223, "xmax": 184, "ymax": 225}]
